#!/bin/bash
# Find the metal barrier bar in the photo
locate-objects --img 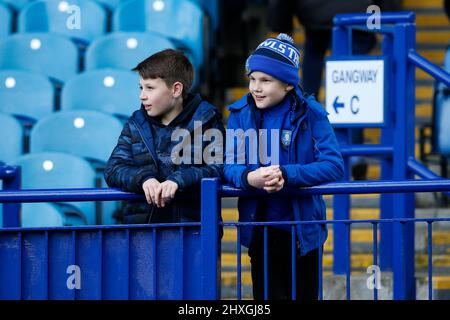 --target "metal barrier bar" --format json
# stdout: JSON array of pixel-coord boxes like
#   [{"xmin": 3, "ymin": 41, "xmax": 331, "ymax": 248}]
[
  {"xmin": 345, "ymin": 223, "xmax": 351, "ymax": 300},
  {"xmin": 373, "ymin": 222, "xmax": 378, "ymax": 300},
  {"xmin": 427, "ymin": 222, "xmax": 433, "ymax": 300},
  {"xmin": 222, "ymin": 217, "xmax": 450, "ymax": 227},
  {"xmin": 263, "ymin": 226, "xmax": 268, "ymax": 300},
  {"xmin": 179, "ymin": 227, "xmax": 184, "ymax": 299},
  {"xmin": 3, "ymin": 181, "xmax": 450, "ymax": 203},
  {"xmin": 237, "ymin": 226, "xmax": 242, "ymax": 300},
  {"xmin": 152, "ymin": 228, "xmax": 157, "ymax": 298},
  {"xmin": 407, "ymin": 159, "xmax": 450, "ymax": 197},
  {"xmin": 340, "ymin": 145, "xmax": 393, "ymax": 157},
  {"xmin": 220, "ymin": 179, "xmax": 450, "ymax": 197},
  {"xmin": 333, "ymin": 12, "xmax": 415, "ymax": 26},
  {"xmin": 318, "ymin": 231, "xmax": 323, "ymax": 300},
  {"xmin": 200, "ymin": 178, "xmax": 219, "ymax": 299},
  {"xmin": 291, "ymin": 226, "xmax": 296, "ymax": 300},
  {"xmin": 0, "ymin": 166, "xmax": 21, "ymax": 228},
  {"xmin": 408, "ymin": 51, "xmax": 450, "ymax": 87}
]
